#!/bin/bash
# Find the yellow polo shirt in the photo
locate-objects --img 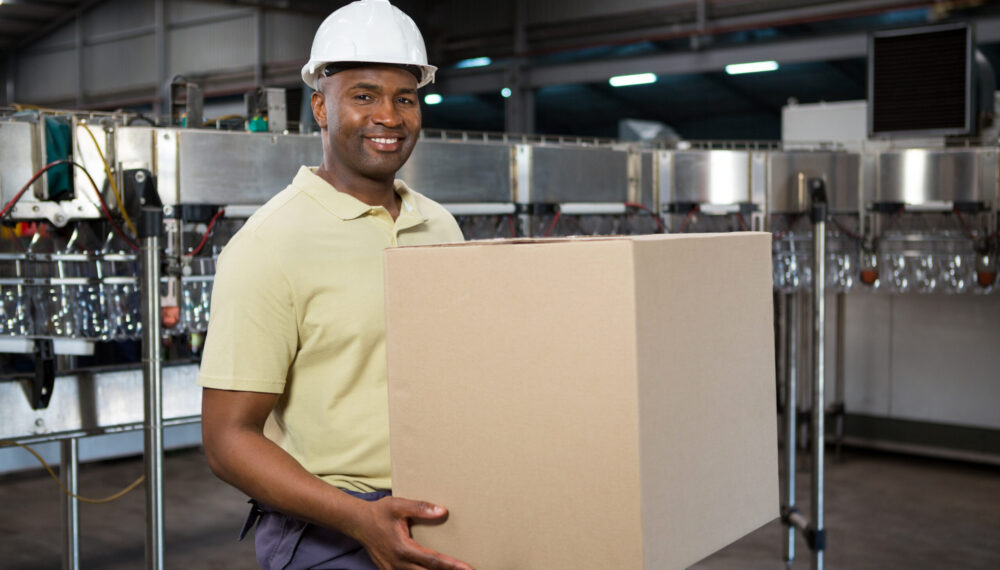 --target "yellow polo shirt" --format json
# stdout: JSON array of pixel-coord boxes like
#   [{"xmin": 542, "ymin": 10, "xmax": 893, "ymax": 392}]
[{"xmin": 199, "ymin": 166, "xmax": 464, "ymax": 492}]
